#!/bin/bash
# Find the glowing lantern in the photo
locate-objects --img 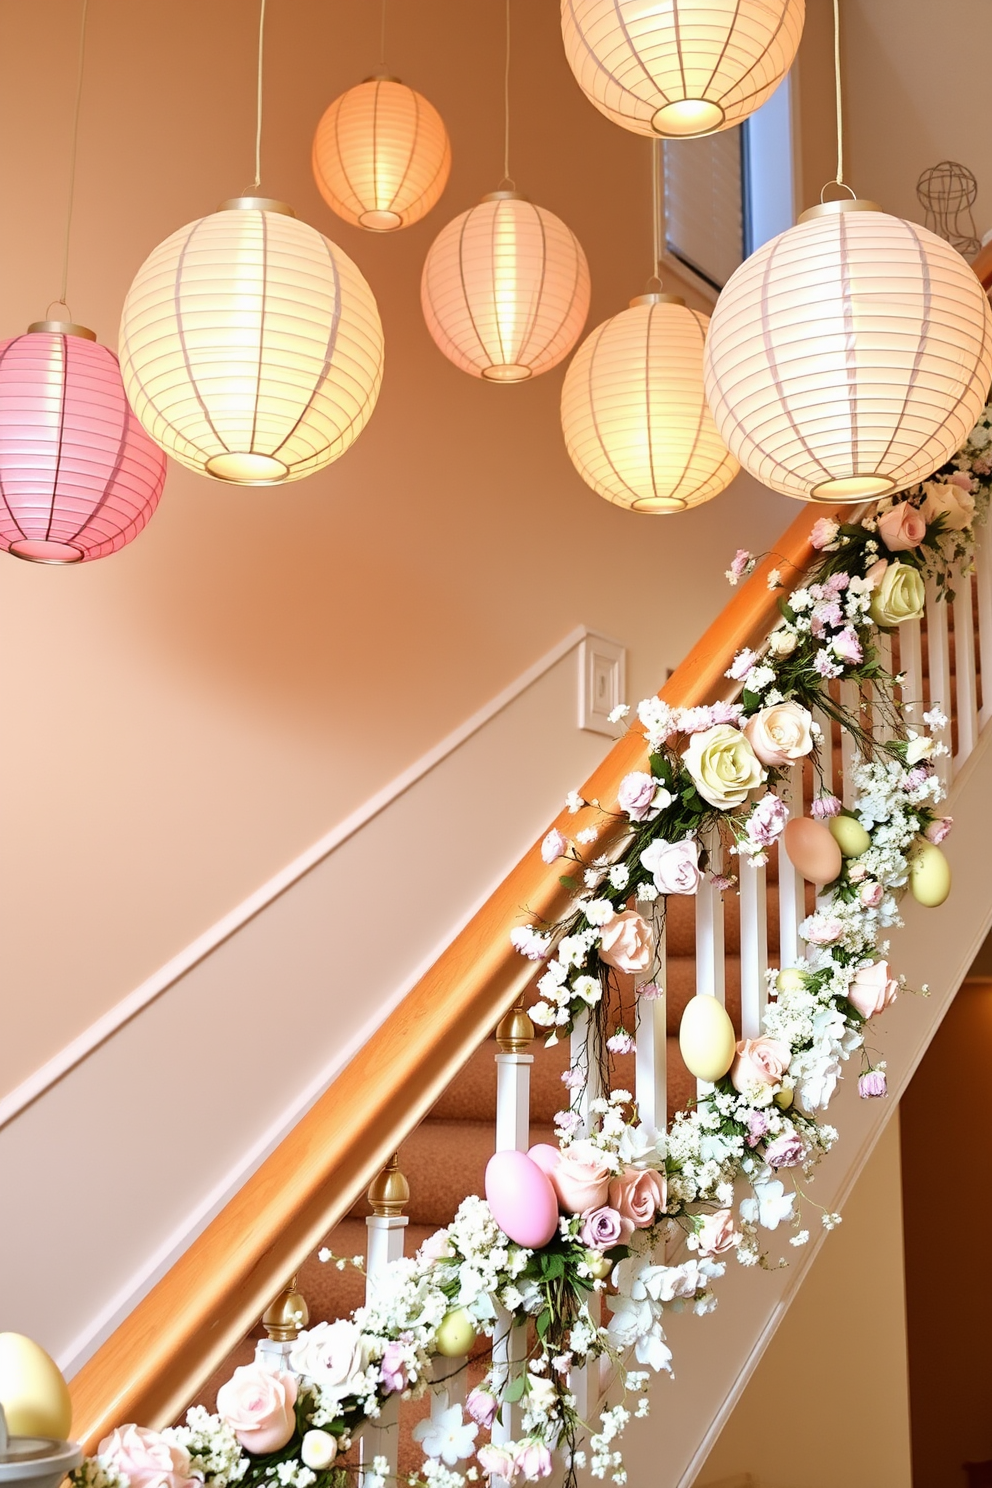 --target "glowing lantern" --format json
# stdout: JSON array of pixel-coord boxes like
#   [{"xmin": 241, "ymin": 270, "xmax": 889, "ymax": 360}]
[
  {"xmin": 119, "ymin": 198, "xmax": 384, "ymax": 485},
  {"xmin": 703, "ymin": 199, "xmax": 992, "ymax": 502},
  {"xmin": 560, "ymin": 0, "xmax": 805, "ymax": 138},
  {"xmin": 312, "ymin": 77, "xmax": 451, "ymax": 231},
  {"xmin": 421, "ymin": 192, "xmax": 590, "ymax": 382},
  {"xmin": 0, "ymin": 322, "xmax": 165, "ymax": 563}
]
